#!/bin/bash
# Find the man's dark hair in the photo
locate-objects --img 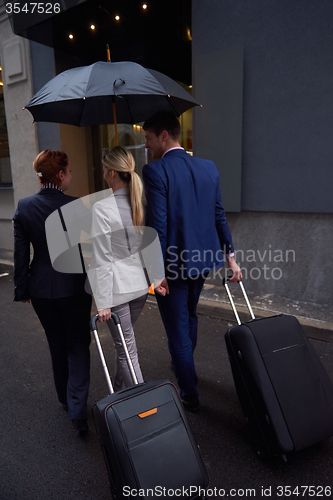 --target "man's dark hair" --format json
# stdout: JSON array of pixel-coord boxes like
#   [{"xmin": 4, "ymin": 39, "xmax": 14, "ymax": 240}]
[{"xmin": 143, "ymin": 111, "xmax": 181, "ymax": 140}]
